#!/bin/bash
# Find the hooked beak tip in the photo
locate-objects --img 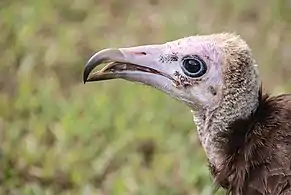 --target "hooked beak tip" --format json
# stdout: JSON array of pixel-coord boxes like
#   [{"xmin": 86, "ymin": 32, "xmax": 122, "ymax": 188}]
[
  {"xmin": 83, "ymin": 68, "xmax": 89, "ymax": 84},
  {"xmin": 82, "ymin": 48, "xmax": 126, "ymax": 84},
  {"xmin": 83, "ymin": 65, "xmax": 90, "ymax": 84},
  {"xmin": 83, "ymin": 58, "xmax": 95, "ymax": 84}
]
